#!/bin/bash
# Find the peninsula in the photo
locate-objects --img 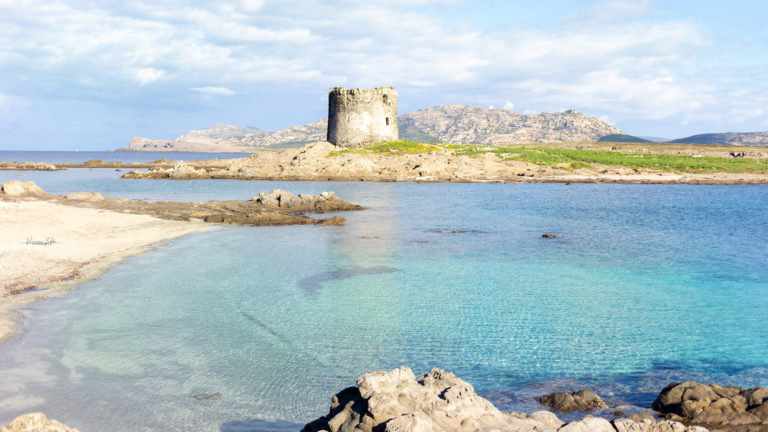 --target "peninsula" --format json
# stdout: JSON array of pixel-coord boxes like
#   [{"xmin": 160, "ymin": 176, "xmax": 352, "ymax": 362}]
[{"xmin": 117, "ymin": 140, "xmax": 768, "ymax": 185}]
